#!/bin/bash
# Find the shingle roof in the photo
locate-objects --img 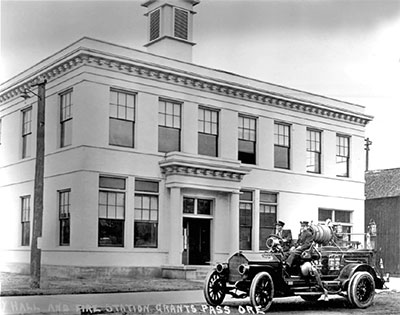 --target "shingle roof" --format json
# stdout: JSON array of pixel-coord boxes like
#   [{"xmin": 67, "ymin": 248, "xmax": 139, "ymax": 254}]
[{"xmin": 365, "ymin": 168, "xmax": 400, "ymax": 199}]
